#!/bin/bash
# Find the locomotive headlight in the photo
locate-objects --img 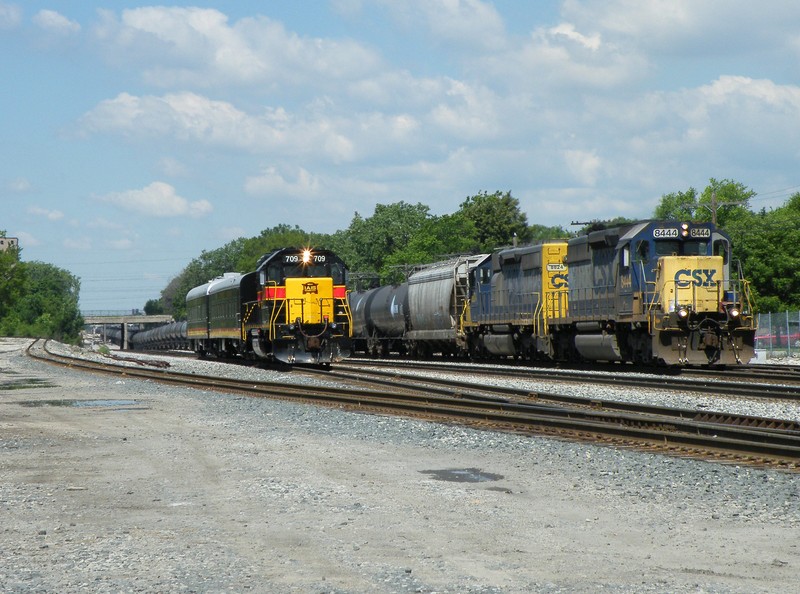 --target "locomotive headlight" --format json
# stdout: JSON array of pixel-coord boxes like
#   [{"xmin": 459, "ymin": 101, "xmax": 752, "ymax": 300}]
[
  {"xmin": 302, "ymin": 249, "xmax": 312, "ymax": 263},
  {"xmin": 681, "ymin": 223, "xmax": 689, "ymax": 237}
]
